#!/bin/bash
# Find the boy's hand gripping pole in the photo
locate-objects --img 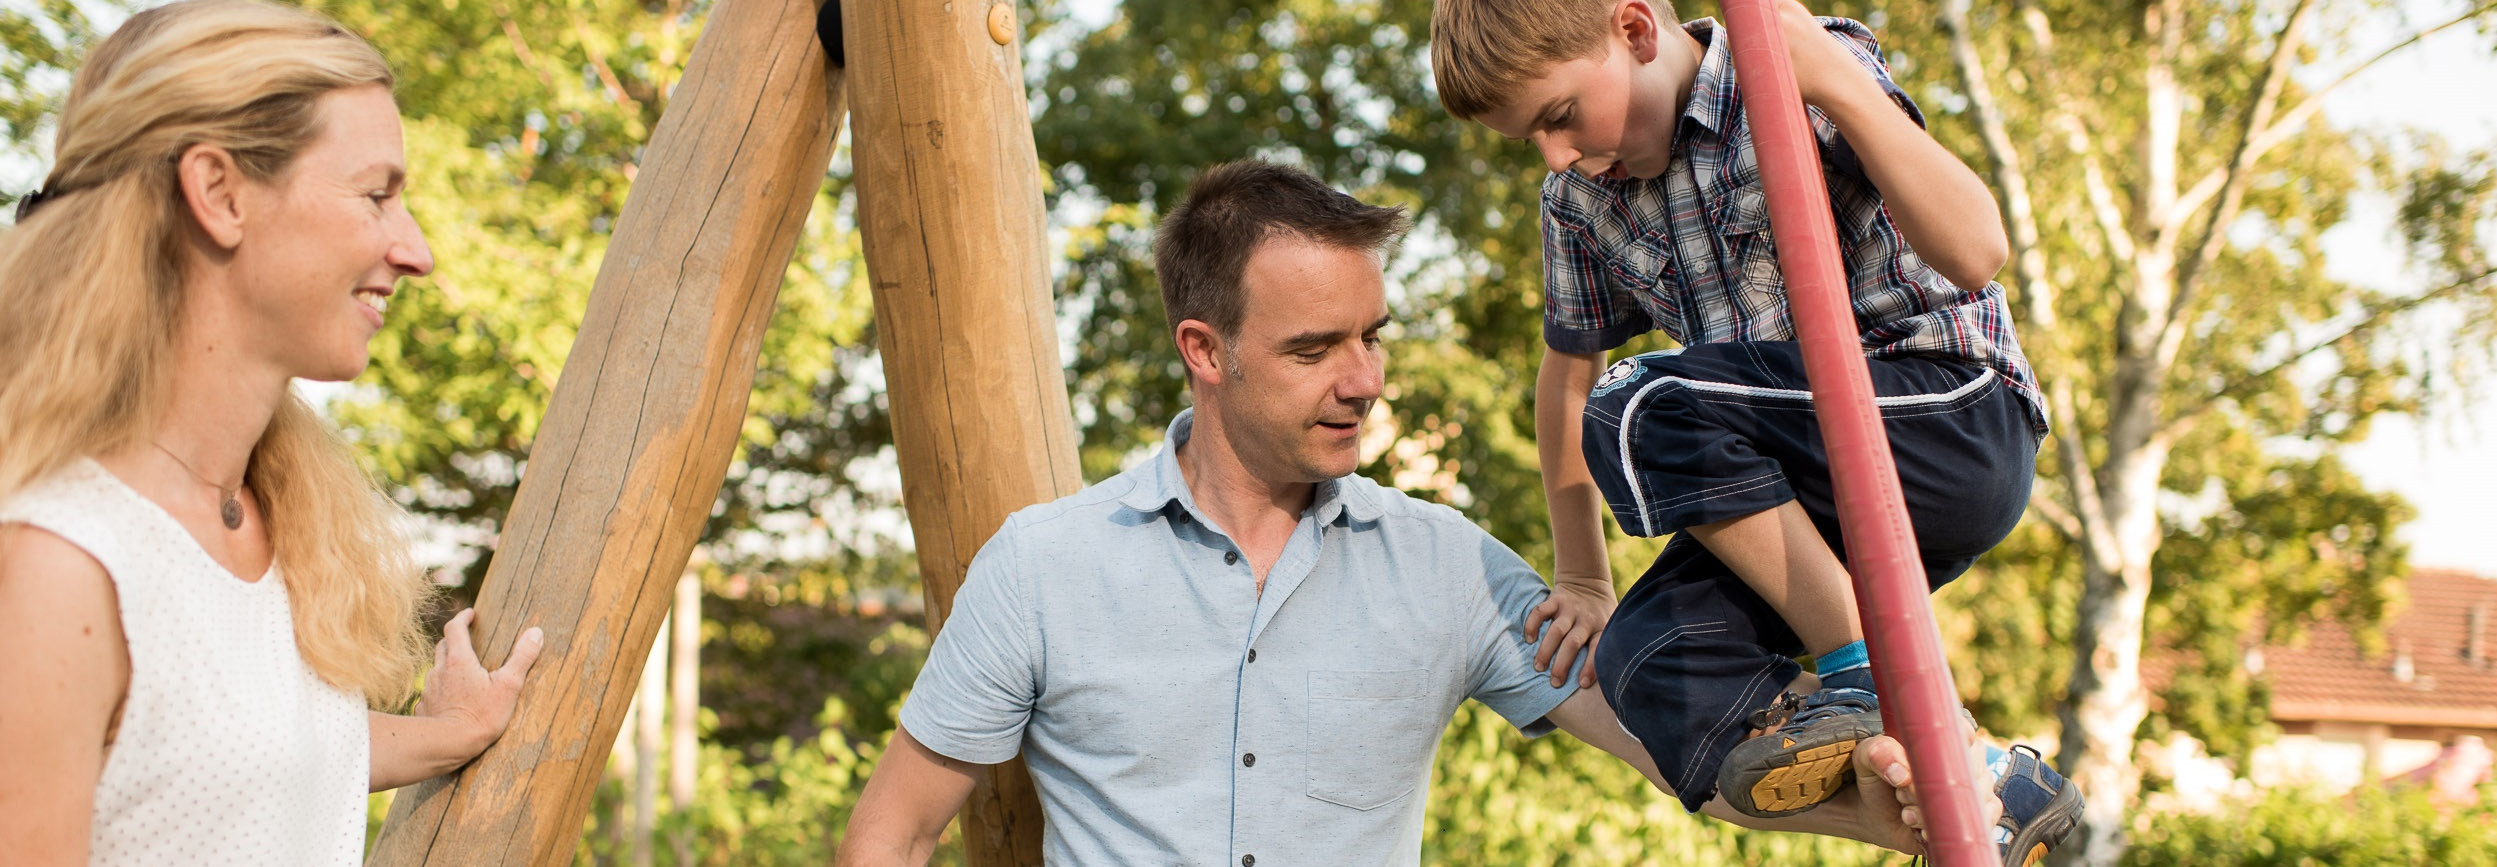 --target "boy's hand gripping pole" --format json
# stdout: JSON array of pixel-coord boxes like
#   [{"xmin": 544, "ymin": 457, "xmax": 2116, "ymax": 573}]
[{"xmin": 1715, "ymin": 3, "xmax": 2000, "ymax": 864}]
